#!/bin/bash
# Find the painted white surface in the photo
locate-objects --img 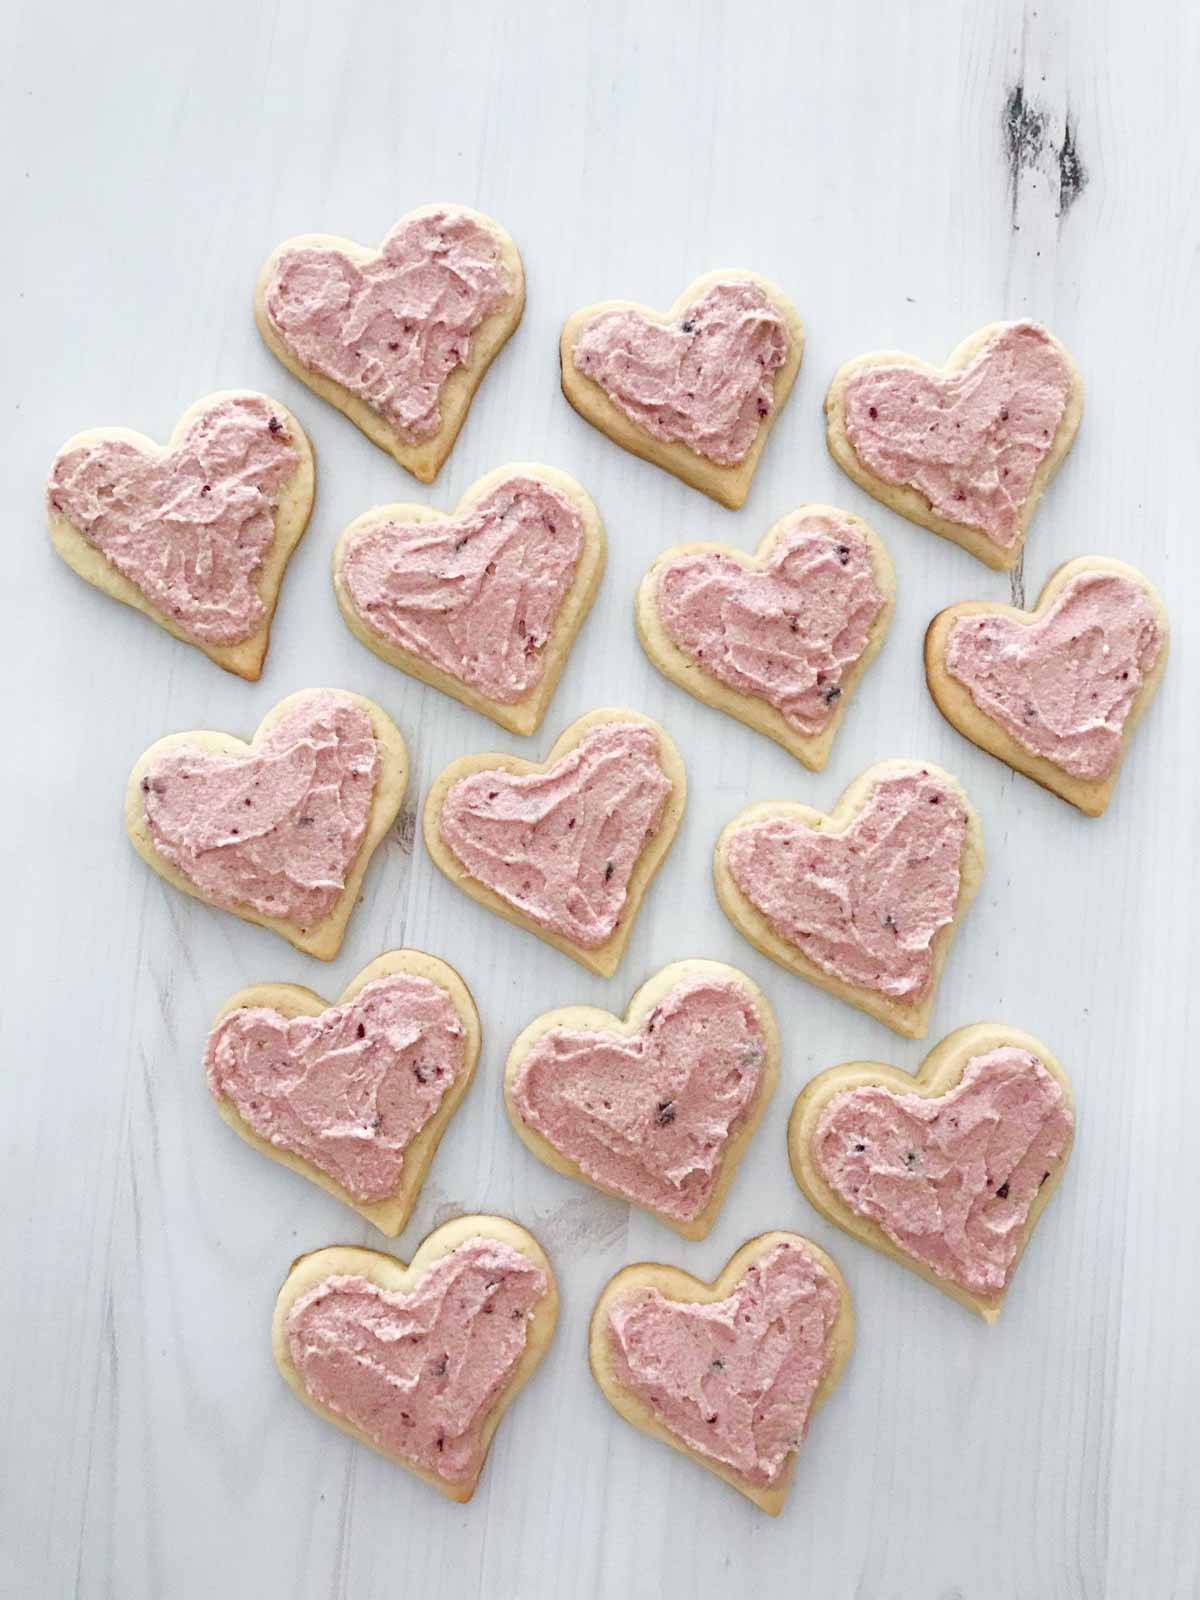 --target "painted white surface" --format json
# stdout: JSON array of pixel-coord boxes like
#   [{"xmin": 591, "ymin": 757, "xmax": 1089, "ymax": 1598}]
[{"xmin": 2, "ymin": 2, "xmax": 1196, "ymax": 1596}]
